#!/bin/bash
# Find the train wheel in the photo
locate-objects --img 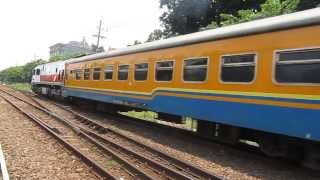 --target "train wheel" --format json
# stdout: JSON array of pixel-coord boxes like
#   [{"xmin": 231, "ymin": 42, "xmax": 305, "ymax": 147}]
[
  {"xmin": 258, "ymin": 134, "xmax": 289, "ymax": 157},
  {"xmin": 197, "ymin": 120, "xmax": 215, "ymax": 138}
]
